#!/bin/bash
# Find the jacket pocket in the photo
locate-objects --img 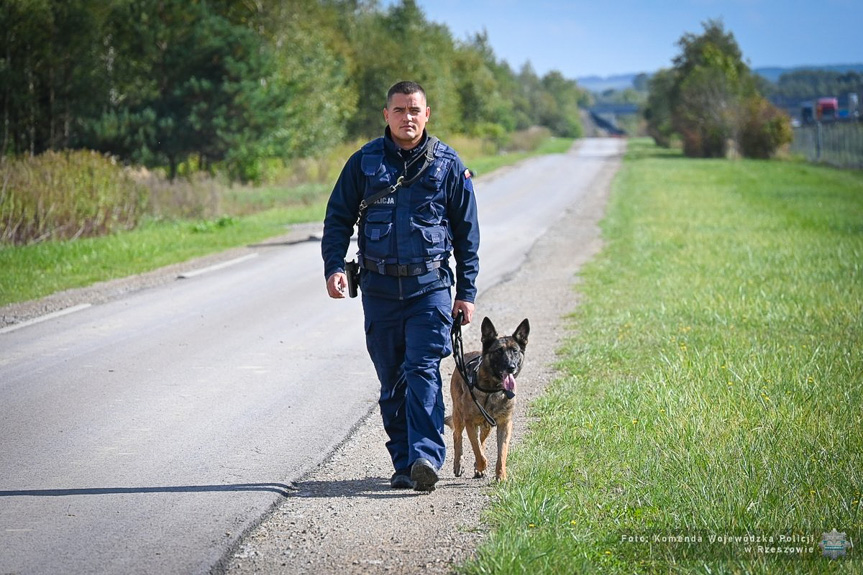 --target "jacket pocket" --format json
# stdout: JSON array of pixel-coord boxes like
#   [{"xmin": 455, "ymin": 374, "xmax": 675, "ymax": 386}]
[
  {"xmin": 362, "ymin": 211, "xmax": 394, "ymax": 260},
  {"xmin": 414, "ymin": 224, "xmax": 448, "ymax": 257}
]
